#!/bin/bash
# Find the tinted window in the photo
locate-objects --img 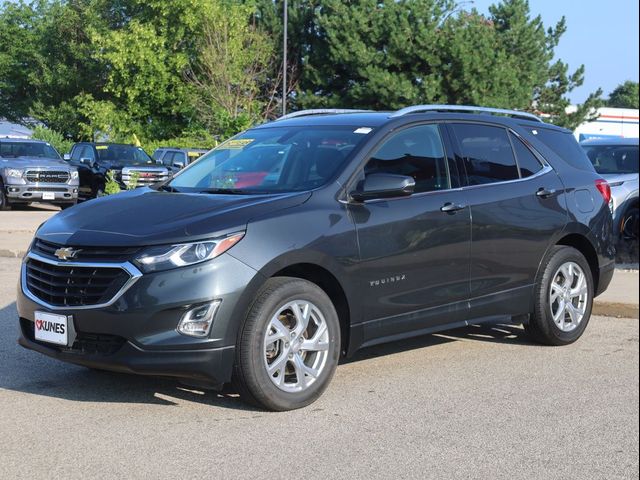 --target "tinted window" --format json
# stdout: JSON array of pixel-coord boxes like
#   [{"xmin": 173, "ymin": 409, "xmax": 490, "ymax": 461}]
[
  {"xmin": 95, "ymin": 145, "xmax": 153, "ymax": 165},
  {"xmin": 364, "ymin": 124, "xmax": 449, "ymax": 193},
  {"xmin": 170, "ymin": 126, "xmax": 368, "ymax": 193},
  {"xmin": 510, "ymin": 133, "xmax": 543, "ymax": 177},
  {"xmin": 524, "ymin": 127, "xmax": 595, "ymax": 172},
  {"xmin": 451, "ymin": 124, "xmax": 518, "ymax": 185},
  {"xmin": 0, "ymin": 141, "xmax": 60, "ymax": 159},
  {"xmin": 152, "ymin": 149, "xmax": 165, "ymax": 161},
  {"xmin": 160, "ymin": 151, "xmax": 176, "ymax": 166},
  {"xmin": 70, "ymin": 145, "xmax": 83, "ymax": 161},
  {"xmin": 582, "ymin": 145, "xmax": 639, "ymax": 174}
]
